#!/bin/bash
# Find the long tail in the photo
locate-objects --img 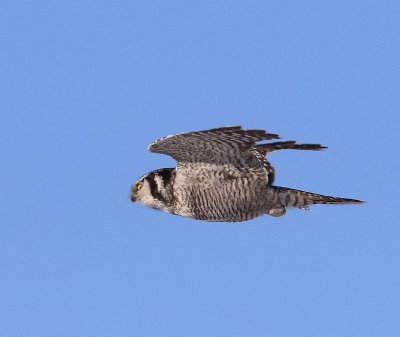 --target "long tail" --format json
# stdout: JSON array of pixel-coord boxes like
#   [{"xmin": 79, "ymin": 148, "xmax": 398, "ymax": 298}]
[
  {"xmin": 266, "ymin": 186, "xmax": 364, "ymax": 217},
  {"xmin": 274, "ymin": 186, "xmax": 364, "ymax": 206}
]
